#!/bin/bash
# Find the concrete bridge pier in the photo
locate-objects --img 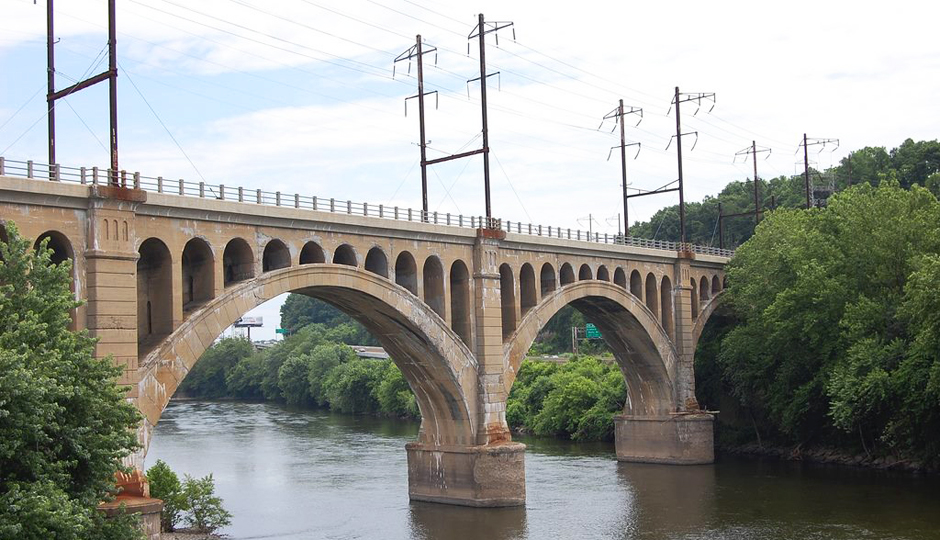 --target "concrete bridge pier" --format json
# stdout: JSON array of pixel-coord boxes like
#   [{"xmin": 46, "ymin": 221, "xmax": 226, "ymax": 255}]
[
  {"xmin": 614, "ymin": 254, "xmax": 715, "ymax": 465},
  {"xmin": 405, "ymin": 230, "xmax": 527, "ymax": 507}
]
